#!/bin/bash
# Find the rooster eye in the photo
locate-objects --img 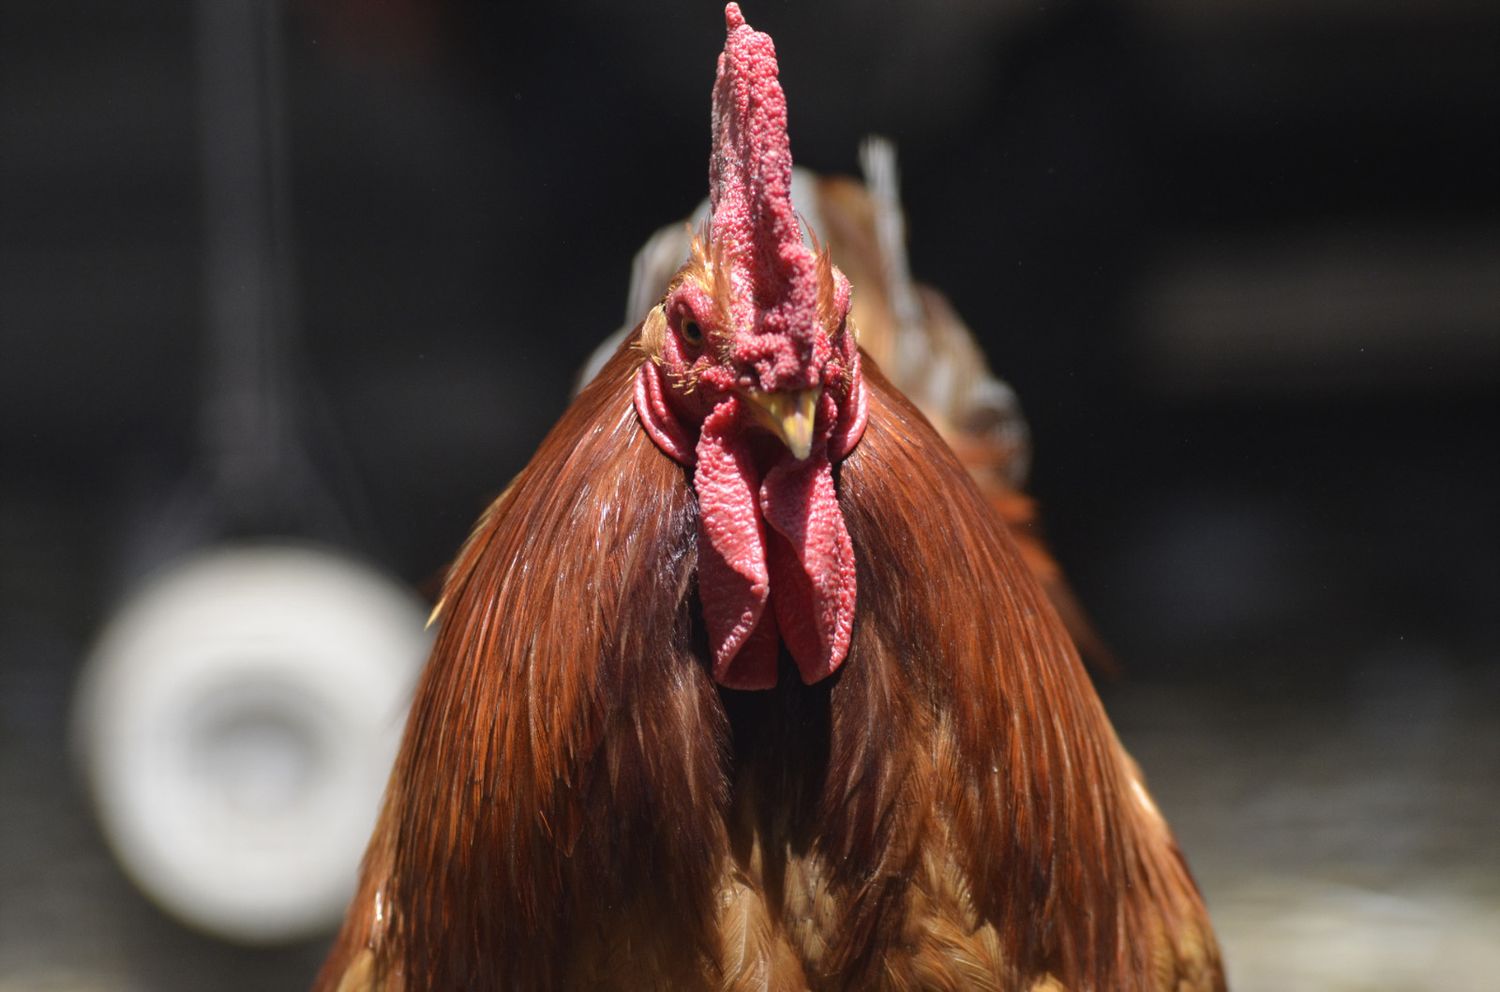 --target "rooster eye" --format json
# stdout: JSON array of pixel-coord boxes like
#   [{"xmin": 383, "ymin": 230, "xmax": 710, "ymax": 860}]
[{"xmin": 680, "ymin": 318, "xmax": 704, "ymax": 345}]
